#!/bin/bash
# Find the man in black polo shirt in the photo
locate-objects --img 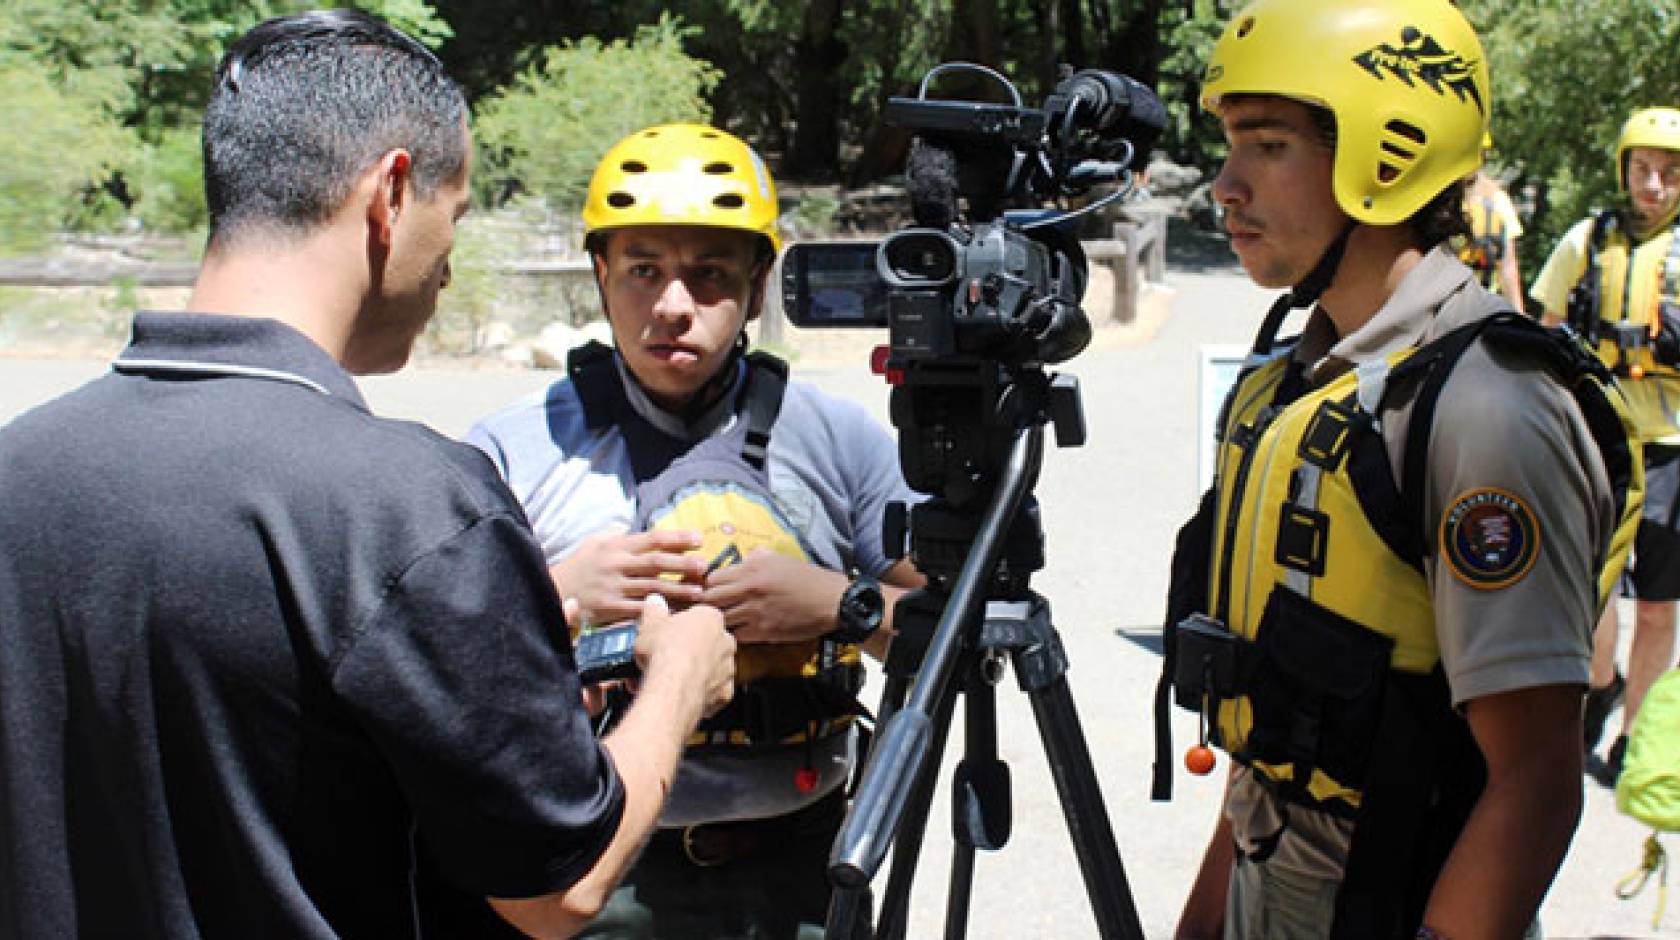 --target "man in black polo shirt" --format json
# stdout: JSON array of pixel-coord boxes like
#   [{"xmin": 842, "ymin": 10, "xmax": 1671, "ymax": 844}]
[{"xmin": 0, "ymin": 11, "xmax": 736, "ymax": 939}]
